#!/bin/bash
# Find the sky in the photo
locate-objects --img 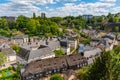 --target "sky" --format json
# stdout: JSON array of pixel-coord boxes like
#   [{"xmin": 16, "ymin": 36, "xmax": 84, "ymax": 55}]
[{"xmin": 0, "ymin": 0, "xmax": 120, "ymax": 17}]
